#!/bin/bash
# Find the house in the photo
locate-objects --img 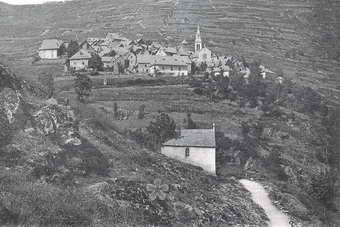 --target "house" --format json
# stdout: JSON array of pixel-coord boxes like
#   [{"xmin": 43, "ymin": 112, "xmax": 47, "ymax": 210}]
[
  {"xmin": 79, "ymin": 40, "xmax": 95, "ymax": 53},
  {"xmin": 152, "ymin": 55, "xmax": 191, "ymax": 76},
  {"xmin": 102, "ymin": 56, "xmax": 116, "ymax": 69},
  {"xmin": 69, "ymin": 49, "xmax": 93, "ymax": 71},
  {"xmin": 177, "ymin": 46, "xmax": 191, "ymax": 57},
  {"xmin": 39, "ymin": 39, "xmax": 63, "ymax": 59},
  {"xmin": 161, "ymin": 125, "xmax": 216, "ymax": 175},
  {"xmin": 136, "ymin": 54, "xmax": 156, "ymax": 73},
  {"xmin": 156, "ymin": 47, "xmax": 178, "ymax": 56}
]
